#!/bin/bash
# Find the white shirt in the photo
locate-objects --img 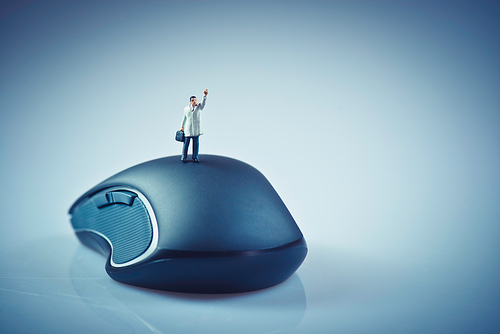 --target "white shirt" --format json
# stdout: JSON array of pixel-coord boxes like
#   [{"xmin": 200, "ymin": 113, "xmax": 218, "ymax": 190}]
[{"xmin": 181, "ymin": 95, "xmax": 207, "ymax": 137}]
